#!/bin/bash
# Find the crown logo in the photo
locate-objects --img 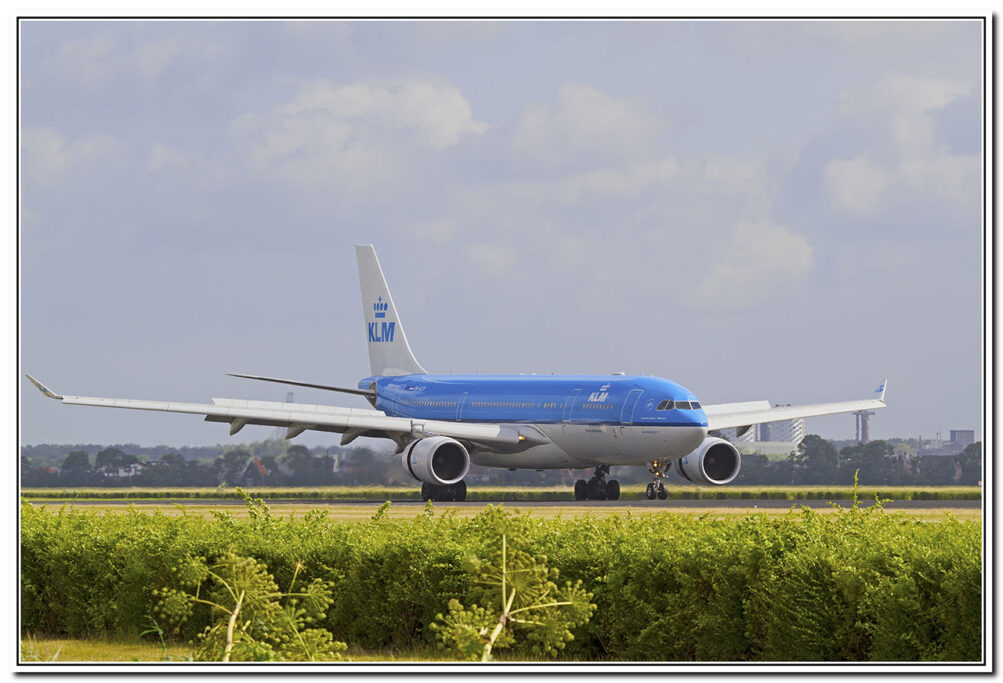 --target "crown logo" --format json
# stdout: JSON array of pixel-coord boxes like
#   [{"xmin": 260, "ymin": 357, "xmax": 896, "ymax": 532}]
[{"xmin": 373, "ymin": 296, "xmax": 388, "ymax": 319}]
